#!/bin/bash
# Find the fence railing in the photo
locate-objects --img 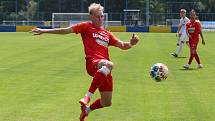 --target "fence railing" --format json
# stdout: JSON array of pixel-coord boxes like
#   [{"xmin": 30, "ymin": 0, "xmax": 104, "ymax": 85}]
[{"xmin": 1, "ymin": 12, "xmax": 215, "ymax": 27}]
